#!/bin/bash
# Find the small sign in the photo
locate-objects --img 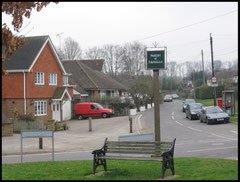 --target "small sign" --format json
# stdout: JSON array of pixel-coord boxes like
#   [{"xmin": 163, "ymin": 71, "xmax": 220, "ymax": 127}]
[
  {"xmin": 146, "ymin": 48, "xmax": 166, "ymax": 70},
  {"xmin": 211, "ymin": 83, "xmax": 218, "ymax": 87},
  {"xmin": 211, "ymin": 76, "xmax": 217, "ymax": 84},
  {"xmin": 21, "ymin": 130, "xmax": 53, "ymax": 138}
]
